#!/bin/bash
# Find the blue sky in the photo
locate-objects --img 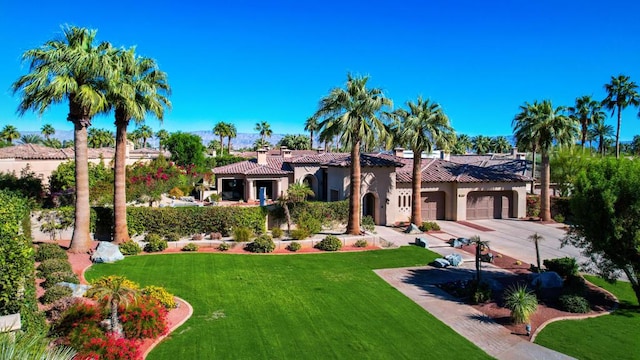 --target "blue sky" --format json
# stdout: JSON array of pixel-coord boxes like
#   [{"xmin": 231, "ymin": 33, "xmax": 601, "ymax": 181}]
[{"xmin": 2, "ymin": 0, "xmax": 640, "ymax": 140}]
